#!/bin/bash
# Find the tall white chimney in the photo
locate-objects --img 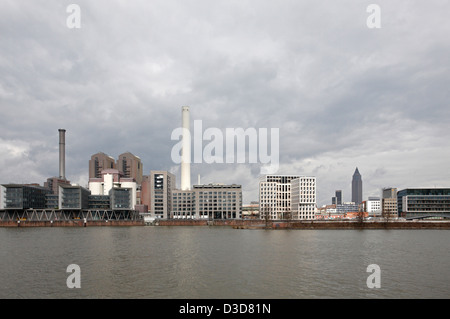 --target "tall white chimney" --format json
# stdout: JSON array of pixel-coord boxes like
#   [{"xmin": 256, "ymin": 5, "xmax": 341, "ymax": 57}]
[
  {"xmin": 59, "ymin": 129, "xmax": 66, "ymax": 180},
  {"xmin": 181, "ymin": 106, "xmax": 191, "ymax": 190}
]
